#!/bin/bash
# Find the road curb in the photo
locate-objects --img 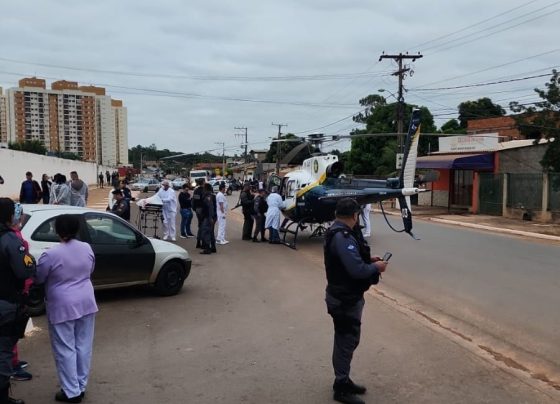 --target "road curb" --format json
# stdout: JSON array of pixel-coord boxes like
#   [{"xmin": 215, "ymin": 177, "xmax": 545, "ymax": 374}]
[{"xmin": 429, "ymin": 217, "xmax": 560, "ymax": 242}]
